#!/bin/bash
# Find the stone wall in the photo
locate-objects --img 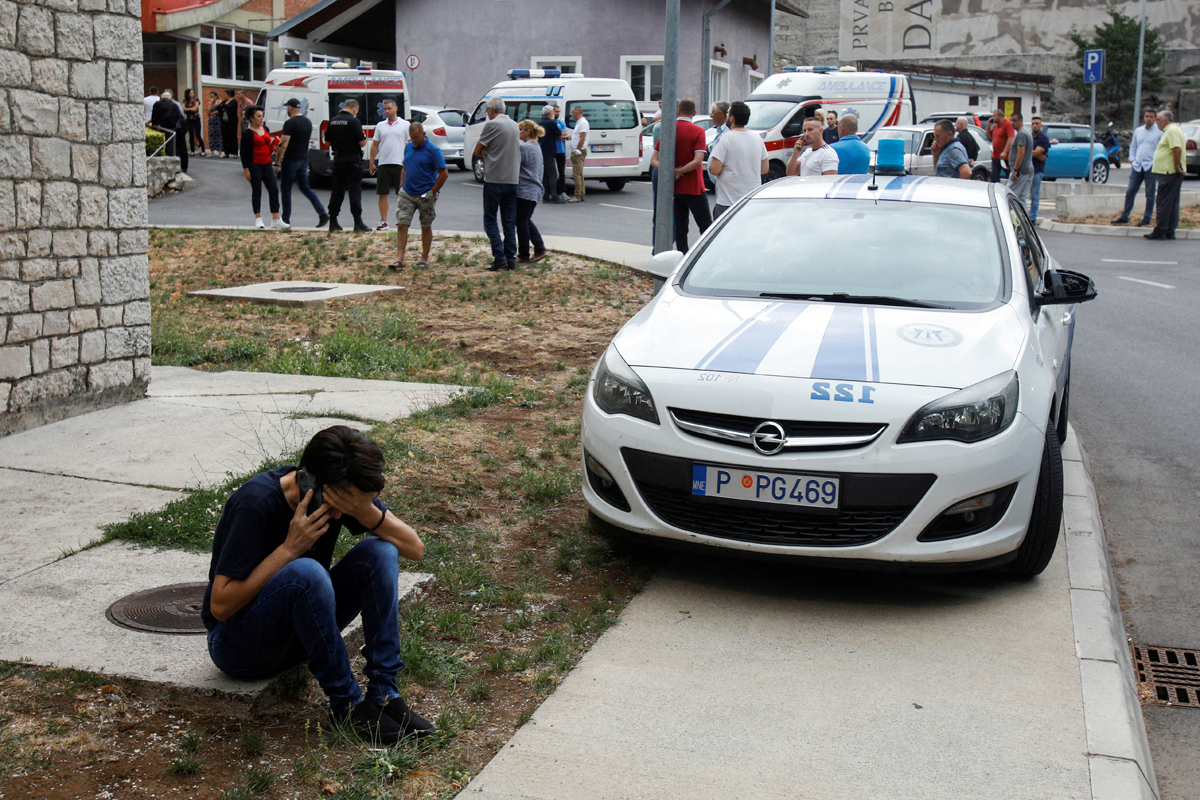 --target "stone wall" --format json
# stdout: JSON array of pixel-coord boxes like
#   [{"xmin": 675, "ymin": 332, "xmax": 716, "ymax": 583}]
[{"xmin": 0, "ymin": 0, "xmax": 150, "ymax": 436}]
